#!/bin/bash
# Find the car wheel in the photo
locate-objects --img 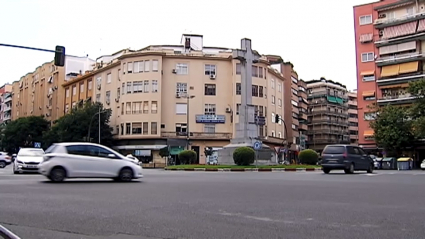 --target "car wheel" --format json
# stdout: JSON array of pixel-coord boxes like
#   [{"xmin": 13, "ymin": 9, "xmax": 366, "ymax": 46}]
[
  {"xmin": 49, "ymin": 167, "xmax": 66, "ymax": 182},
  {"xmin": 345, "ymin": 164, "xmax": 354, "ymax": 174},
  {"xmin": 323, "ymin": 168, "xmax": 331, "ymax": 174},
  {"xmin": 367, "ymin": 164, "xmax": 374, "ymax": 174},
  {"xmin": 0, "ymin": 161, "xmax": 5, "ymax": 168},
  {"xmin": 118, "ymin": 168, "xmax": 133, "ymax": 182}
]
